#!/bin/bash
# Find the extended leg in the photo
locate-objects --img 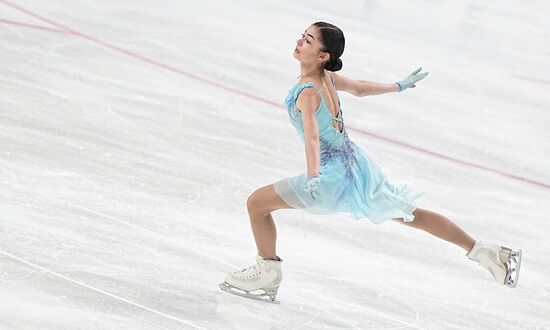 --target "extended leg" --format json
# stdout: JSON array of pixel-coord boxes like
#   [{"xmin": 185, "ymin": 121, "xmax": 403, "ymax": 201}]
[
  {"xmin": 393, "ymin": 208, "xmax": 522, "ymax": 287},
  {"xmin": 393, "ymin": 207, "xmax": 476, "ymax": 252}
]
